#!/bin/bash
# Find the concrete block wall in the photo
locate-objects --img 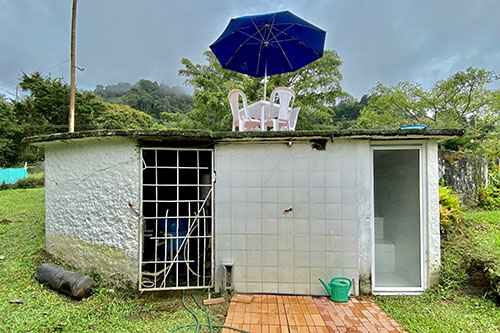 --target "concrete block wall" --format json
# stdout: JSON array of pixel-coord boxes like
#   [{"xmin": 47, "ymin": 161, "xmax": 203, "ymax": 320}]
[{"xmin": 214, "ymin": 140, "xmax": 368, "ymax": 295}]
